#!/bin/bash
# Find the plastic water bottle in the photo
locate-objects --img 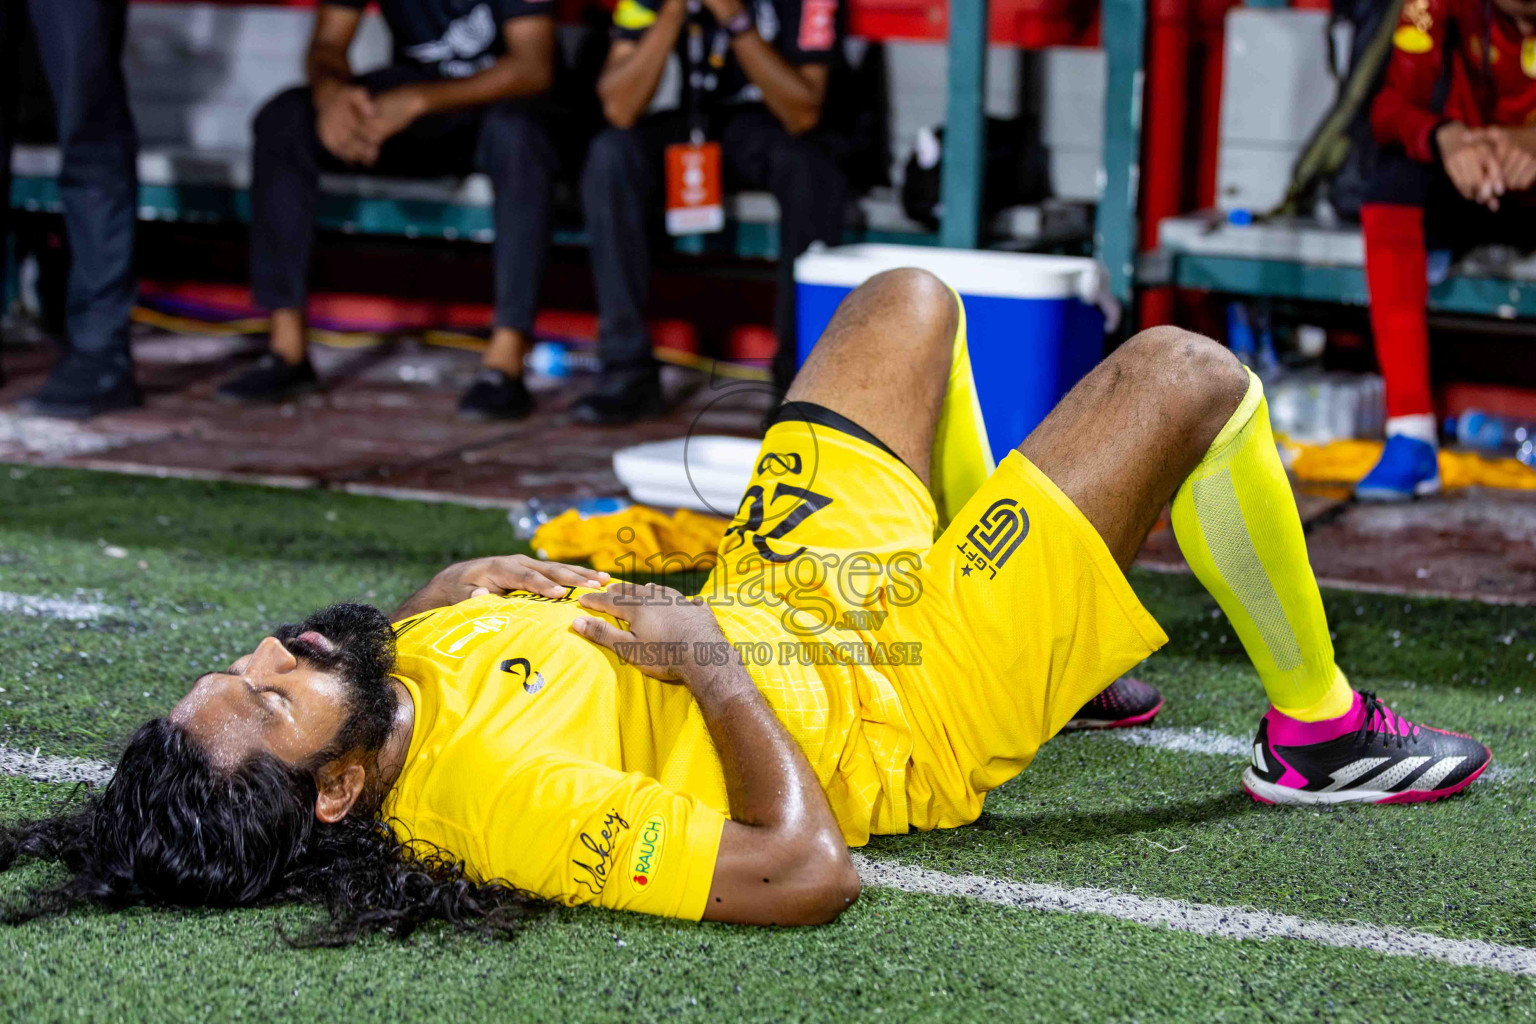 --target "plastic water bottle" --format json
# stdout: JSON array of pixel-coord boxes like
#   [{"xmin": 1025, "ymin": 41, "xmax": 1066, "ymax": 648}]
[
  {"xmin": 1449, "ymin": 411, "xmax": 1536, "ymax": 467},
  {"xmin": 526, "ymin": 341, "xmax": 571, "ymax": 379},
  {"xmin": 525, "ymin": 341, "xmax": 602, "ymax": 380},
  {"xmin": 1227, "ymin": 302, "xmax": 1256, "ymax": 368},
  {"xmin": 508, "ymin": 496, "xmax": 632, "ymax": 541}
]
